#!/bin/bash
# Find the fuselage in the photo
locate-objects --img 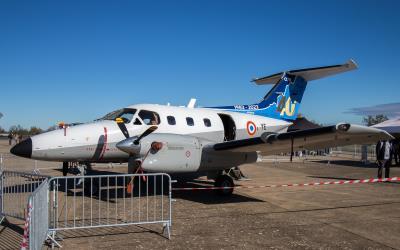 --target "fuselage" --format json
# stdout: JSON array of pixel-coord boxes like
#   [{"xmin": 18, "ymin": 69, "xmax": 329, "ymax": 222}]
[{"xmin": 26, "ymin": 104, "xmax": 291, "ymax": 162}]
